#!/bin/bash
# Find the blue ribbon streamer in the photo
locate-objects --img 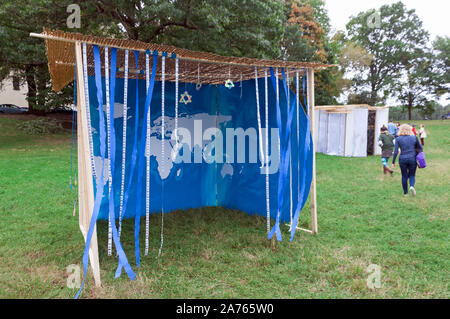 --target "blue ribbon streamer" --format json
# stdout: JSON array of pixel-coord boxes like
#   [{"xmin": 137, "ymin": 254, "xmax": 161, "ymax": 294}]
[
  {"xmin": 268, "ymin": 68, "xmax": 296, "ymax": 241},
  {"xmin": 75, "ymin": 46, "xmax": 136, "ymax": 299},
  {"xmin": 118, "ymin": 51, "xmax": 140, "ymax": 233},
  {"xmin": 75, "ymin": 46, "xmax": 107, "ymax": 298},
  {"xmin": 116, "ymin": 53, "xmax": 158, "ymax": 276},
  {"xmin": 290, "ymin": 73, "xmax": 312, "ymax": 242},
  {"xmin": 105, "ymin": 48, "xmax": 136, "ymax": 280},
  {"xmin": 134, "ymin": 53, "xmax": 158, "ymax": 266}
]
